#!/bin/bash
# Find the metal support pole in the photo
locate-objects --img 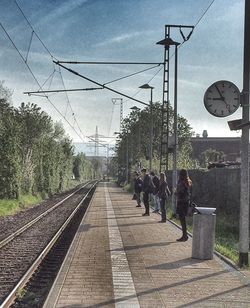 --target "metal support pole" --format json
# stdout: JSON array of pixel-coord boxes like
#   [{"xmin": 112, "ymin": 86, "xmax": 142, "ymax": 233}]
[
  {"xmin": 106, "ymin": 145, "xmax": 109, "ymax": 179},
  {"xmin": 126, "ymin": 136, "xmax": 129, "ymax": 183},
  {"xmin": 138, "ymin": 83, "xmax": 154, "ymax": 171},
  {"xmin": 172, "ymin": 44, "xmax": 178, "ymax": 214},
  {"xmin": 149, "ymin": 88, "xmax": 153, "ymax": 171},
  {"xmin": 239, "ymin": 0, "xmax": 250, "ymax": 267},
  {"xmin": 138, "ymin": 116, "xmax": 141, "ymax": 157}
]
